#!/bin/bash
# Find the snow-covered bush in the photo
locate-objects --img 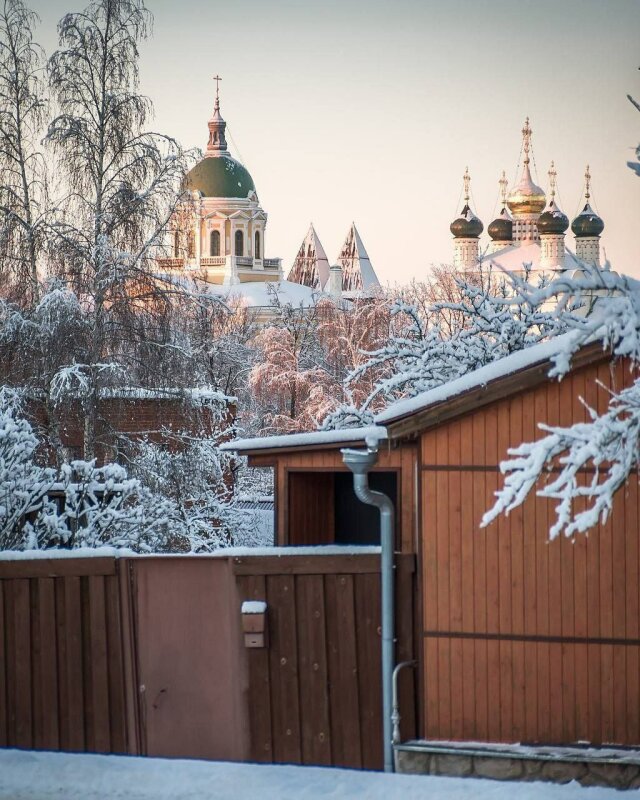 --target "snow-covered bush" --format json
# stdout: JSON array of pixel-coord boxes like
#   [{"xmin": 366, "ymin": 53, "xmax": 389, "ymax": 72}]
[
  {"xmin": 0, "ymin": 389, "xmax": 173, "ymax": 552},
  {"xmin": 0, "ymin": 388, "xmax": 56, "ymax": 549},
  {"xmin": 131, "ymin": 436, "xmax": 263, "ymax": 551}
]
